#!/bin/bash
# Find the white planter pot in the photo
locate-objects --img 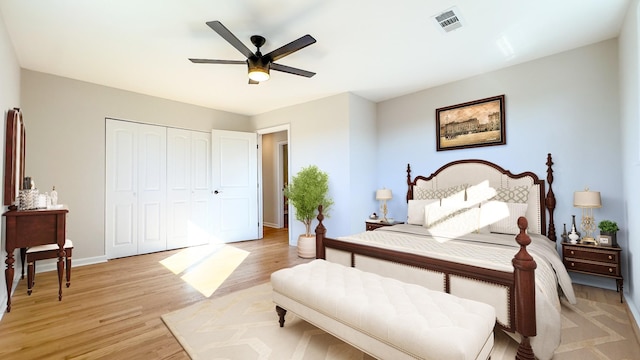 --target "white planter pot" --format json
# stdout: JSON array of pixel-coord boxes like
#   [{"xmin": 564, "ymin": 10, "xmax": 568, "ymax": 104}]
[{"xmin": 297, "ymin": 235, "xmax": 316, "ymax": 258}]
